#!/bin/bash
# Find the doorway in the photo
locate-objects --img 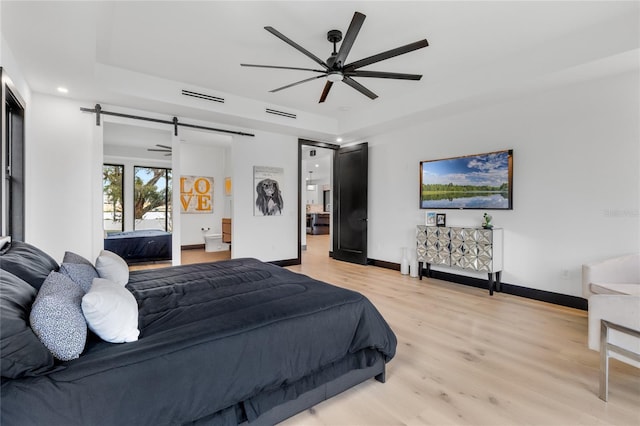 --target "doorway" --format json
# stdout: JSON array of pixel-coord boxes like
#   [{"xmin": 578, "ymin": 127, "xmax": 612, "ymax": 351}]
[
  {"xmin": 177, "ymin": 128, "xmax": 232, "ymax": 264},
  {"xmin": 102, "ymin": 122, "xmax": 233, "ymax": 266},
  {"xmin": 298, "ymin": 140, "xmax": 337, "ymax": 263},
  {"xmin": 297, "ymin": 139, "xmax": 369, "ymax": 266}
]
